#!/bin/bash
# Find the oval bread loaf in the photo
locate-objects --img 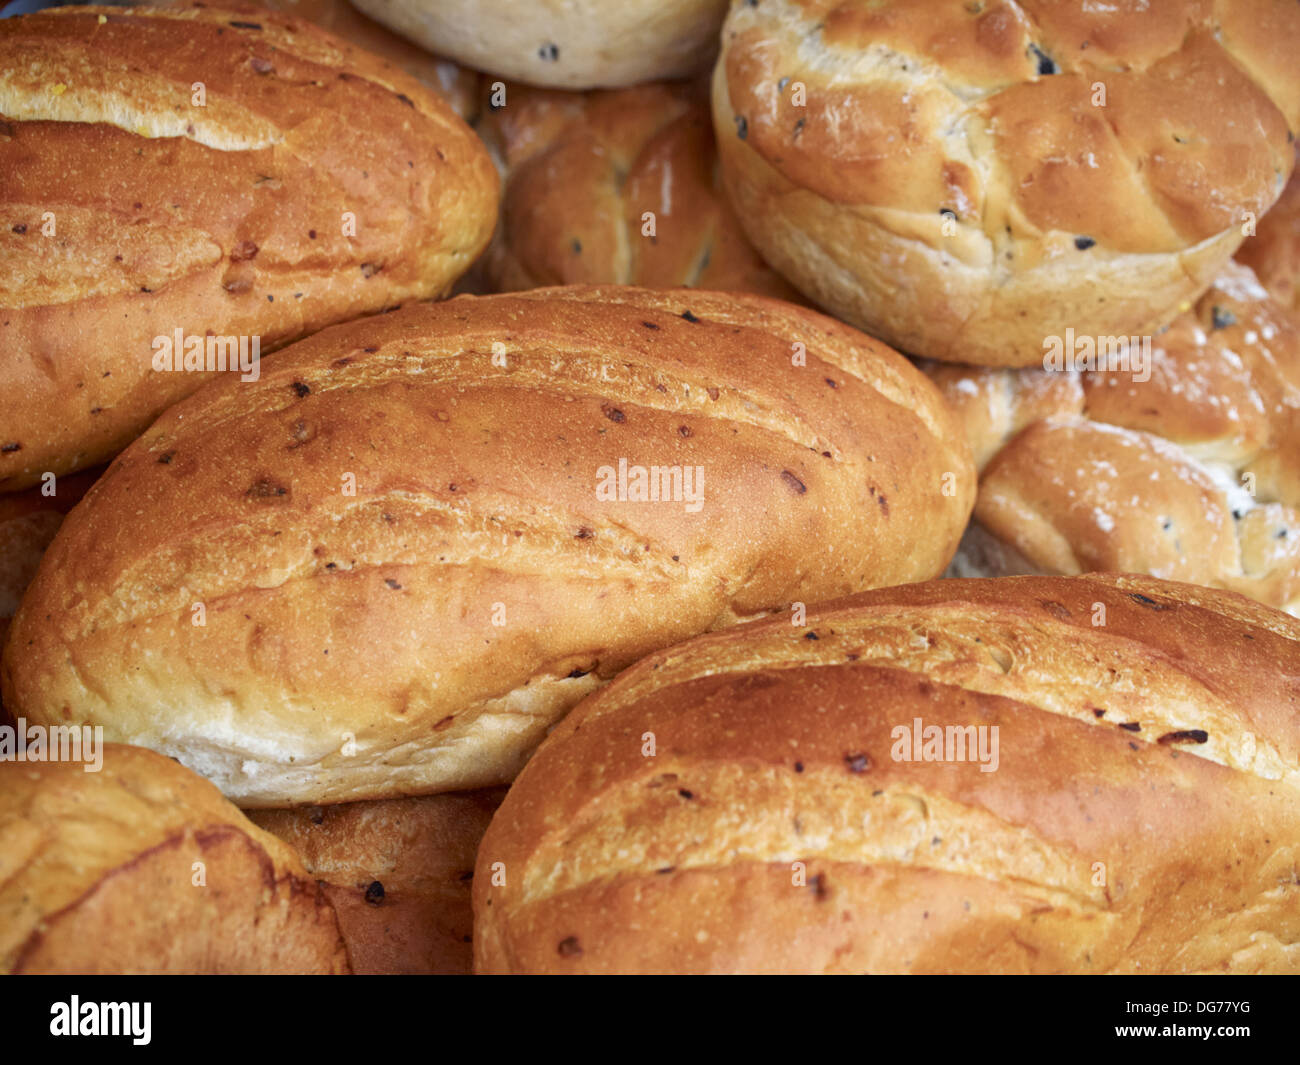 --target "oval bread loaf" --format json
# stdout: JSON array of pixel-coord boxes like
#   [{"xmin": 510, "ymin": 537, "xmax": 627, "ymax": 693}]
[
  {"xmin": 475, "ymin": 79, "xmax": 797, "ymax": 300},
  {"xmin": 474, "ymin": 574, "xmax": 1300, "ymax": 975},
  {"xmin": 1, "ymin": 285, "xmax": 975, "ymax": 805},
  {"xmin": 712, "ymin": 0, "xmax": 1300, "ymax": 366},
  {"xmin": 927, "ymin": 262, "xmax": 1300, "ymax": 616},
  {"xmin": 0, "ymin": 744, "xmax": 349, "ymax": 974},
  {"xmin": 349, "ymin": 0, "xmax": 729, "ymax": 90},
  {"xmin": 0, "ymin": 5, "xmax": 498, "ymax": 491}
]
